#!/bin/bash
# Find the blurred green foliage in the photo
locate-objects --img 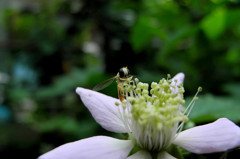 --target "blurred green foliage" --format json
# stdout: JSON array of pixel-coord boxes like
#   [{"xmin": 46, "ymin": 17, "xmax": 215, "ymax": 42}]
[{"xmin": 0, "ymin": 0, "xmax": 240, "ymax": 158}]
